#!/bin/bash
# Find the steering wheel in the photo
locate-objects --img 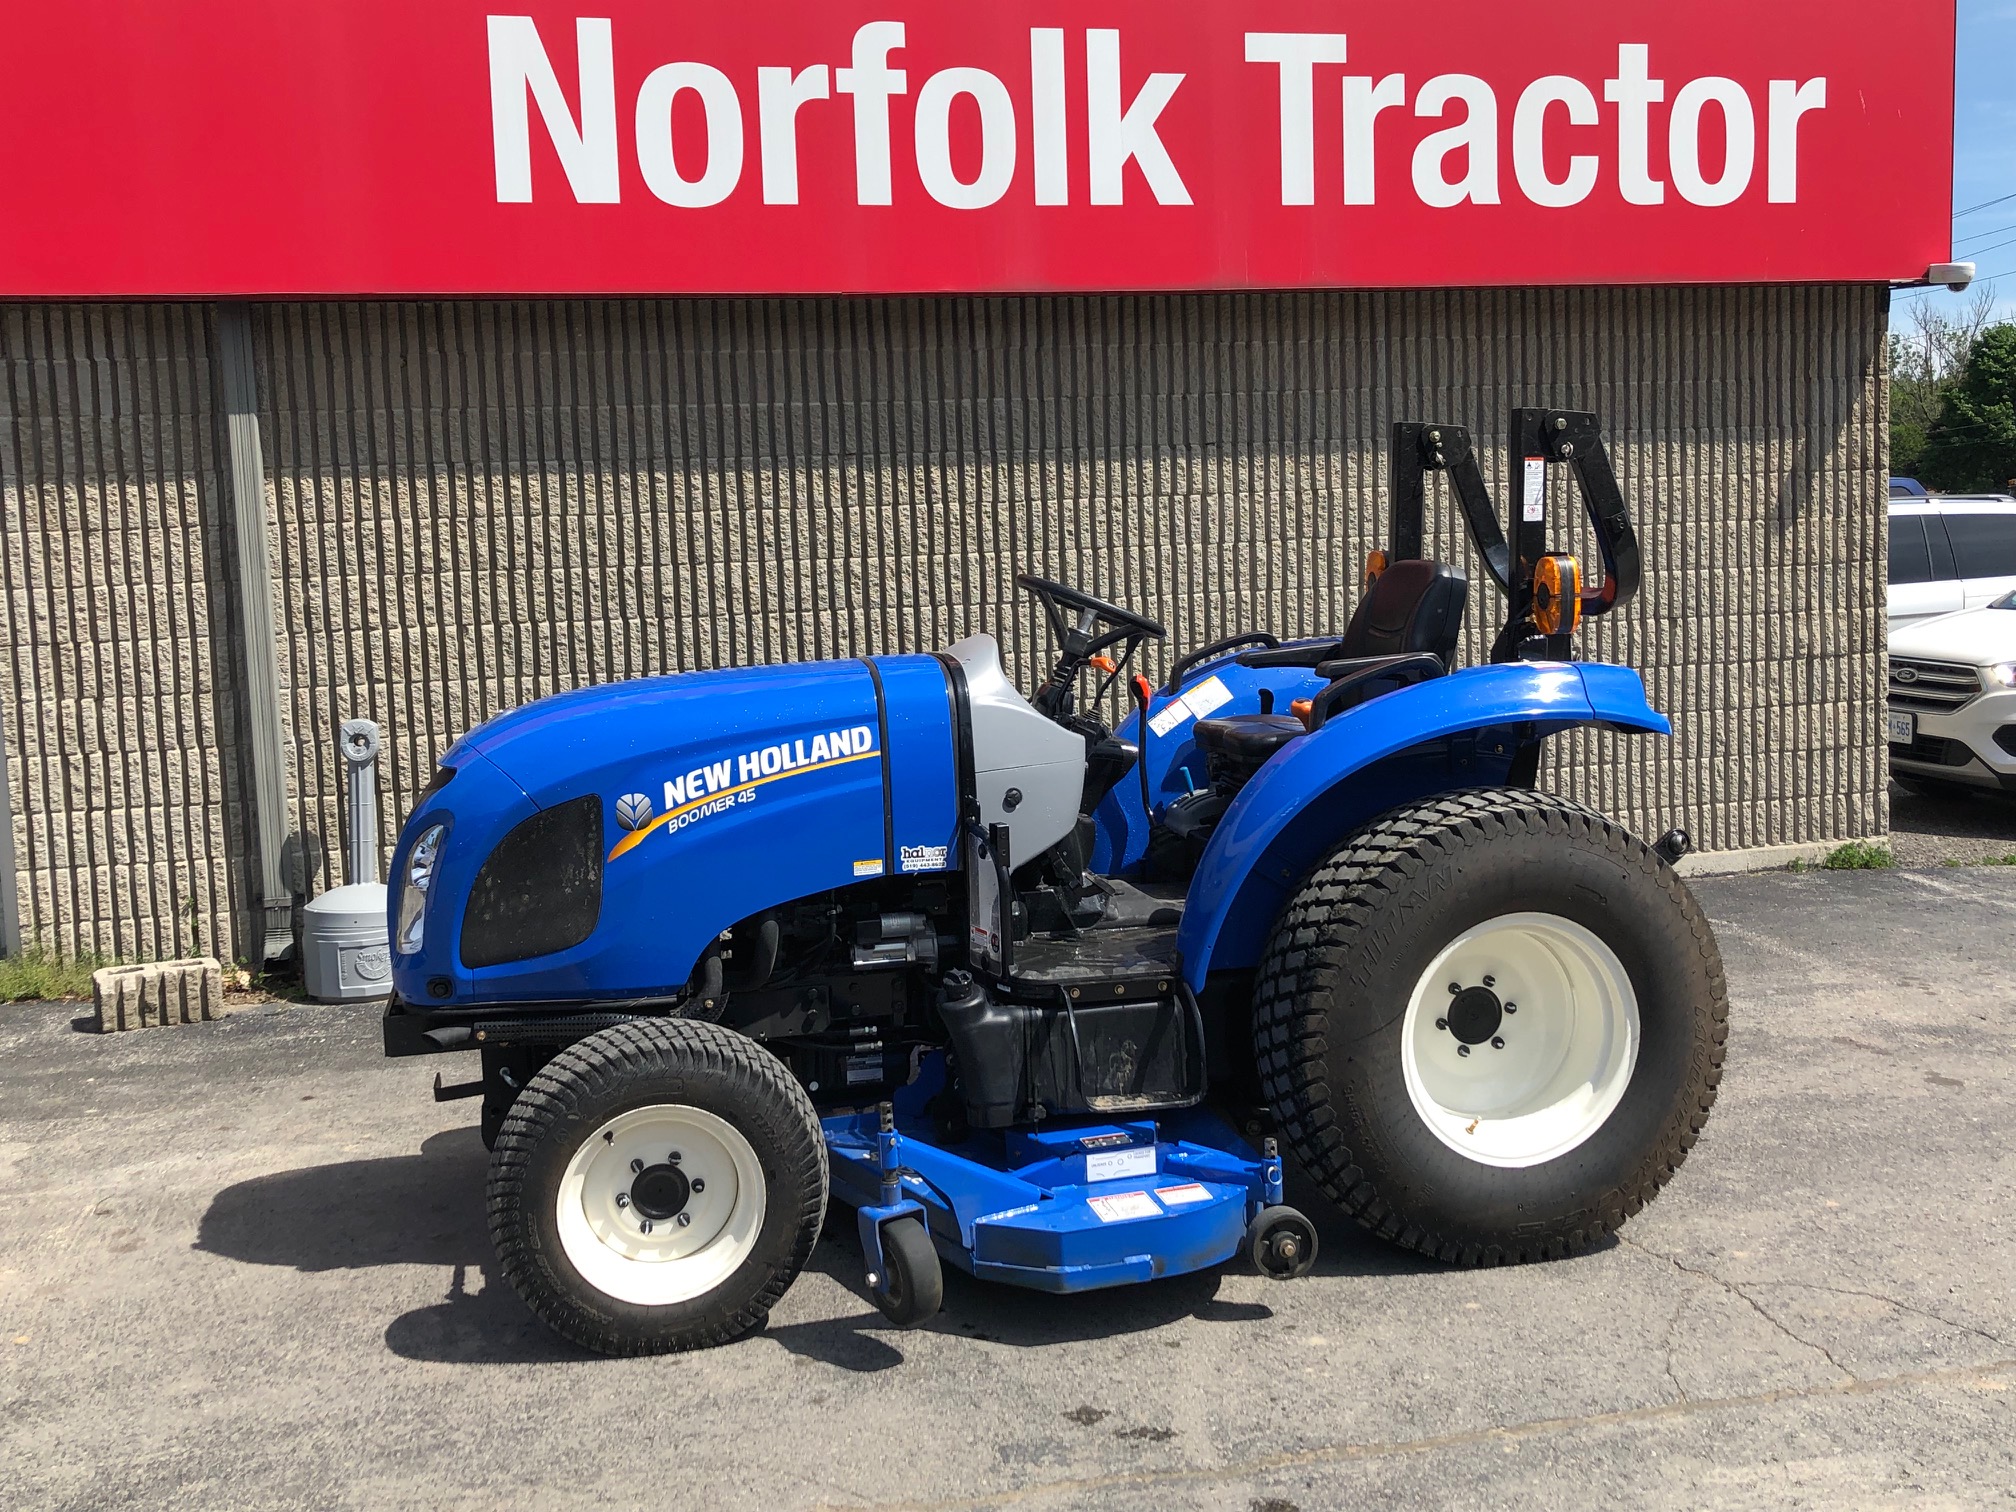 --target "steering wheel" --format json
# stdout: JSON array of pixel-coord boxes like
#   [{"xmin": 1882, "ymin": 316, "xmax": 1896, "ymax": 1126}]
[{"xmin": 1017, "ymin": 574, "xmax": 1166, "ymax": 716}]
